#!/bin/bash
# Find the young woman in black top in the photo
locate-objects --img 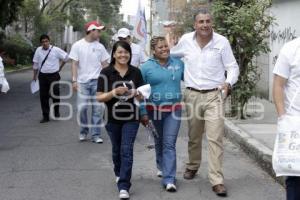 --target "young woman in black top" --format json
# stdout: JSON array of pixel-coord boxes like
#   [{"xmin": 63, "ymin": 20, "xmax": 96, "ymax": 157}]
[{"xmin": 96, "ymin": 41, "xmax": 144, "ymax": 200}]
